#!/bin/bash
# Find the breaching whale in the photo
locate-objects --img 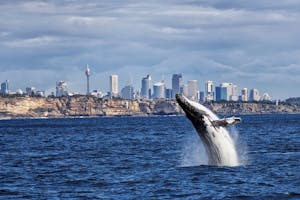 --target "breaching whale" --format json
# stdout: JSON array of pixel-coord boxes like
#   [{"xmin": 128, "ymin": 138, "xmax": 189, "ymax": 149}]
[{"xmin": 176, "ymin": 94, "xmax": 240, "ymax": 166}]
